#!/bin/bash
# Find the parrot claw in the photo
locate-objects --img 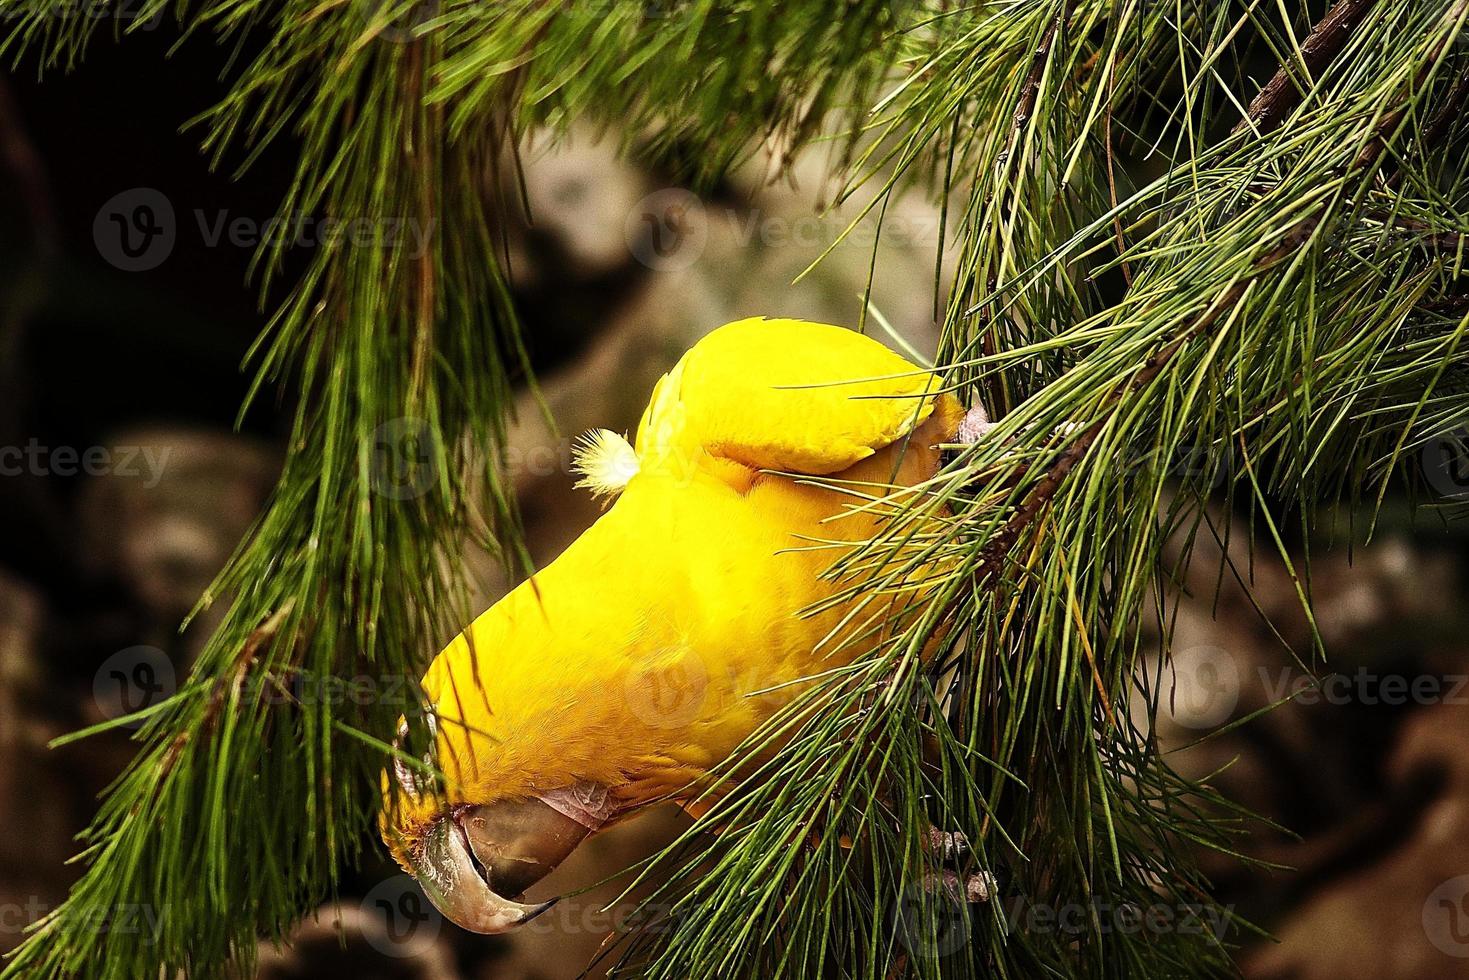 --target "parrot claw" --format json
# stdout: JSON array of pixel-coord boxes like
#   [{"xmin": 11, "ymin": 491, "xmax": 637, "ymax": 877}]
[
  {"xmin": 925, "ymin": 826, "xmax": 969, "ymax": 862},
  {"xmin": 956, "ymin": 405, "xmax": 996, "ymax": 444},
  {"xmin": 921, "ymin": 868, "xmax": 996, "ymax": 904},
  {"xmin": 921, "ymin": 827, "xmax": 996, "ymax": 903}
]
